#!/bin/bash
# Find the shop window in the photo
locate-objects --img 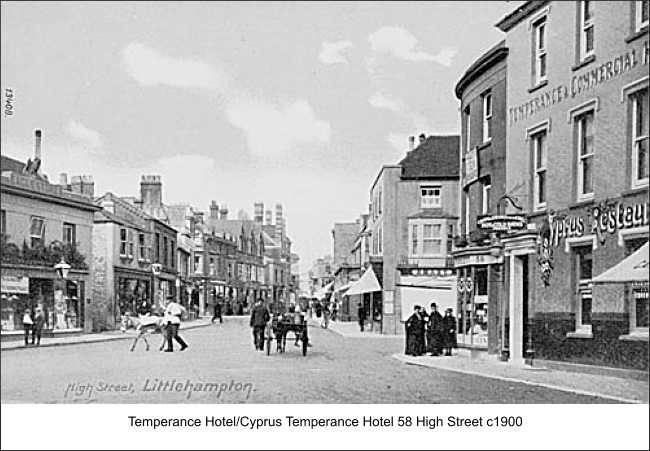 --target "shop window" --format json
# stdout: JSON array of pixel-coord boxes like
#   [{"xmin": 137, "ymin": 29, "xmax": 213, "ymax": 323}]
[
  {"xmin": 533, "ymin": 18, "xmax": 548, "ymax": 86},
  {"xmin": 30, "ymin": 216, "xmax": 45, "ymax": 248},
  {"xmin": 575, "ymin": 110, "xmax": 595, "ymax": 201},
  {"xmin": 572, "ymin": 246, "xmax": 593, "ymax": 336},
  {"xmin": 626, "ymin": 238, "xmax": 649, "ymax": 338},
  {"xmin": 421, "ymin": 186, "xmax": 441, "ymax": 209},
  {"xmin": 578, "ymin": 1, "xmax": 595, "ymax": 62},
  {"xmin": 62, "ymin": 223, "xmax": 75, "ymax": 246},
  {"xmin": 630, "ymin": 87, "xmax": 649, "ymax": 188},
  {"xmin": 482, "ymin": 91, "xmax": 492, "ymax": 143},
  {"xmin": 636, "ymin": 0, "xmax": 649, "ymax": 32}
]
